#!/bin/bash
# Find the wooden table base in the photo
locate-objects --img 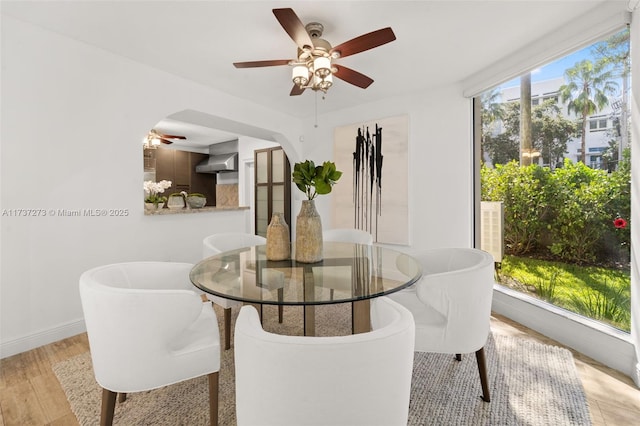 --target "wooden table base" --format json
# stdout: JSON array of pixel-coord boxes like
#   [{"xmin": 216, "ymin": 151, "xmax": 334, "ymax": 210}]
[{"xmin": 302, "ymin": 299, "xmax": 371, "ymax": 336}]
